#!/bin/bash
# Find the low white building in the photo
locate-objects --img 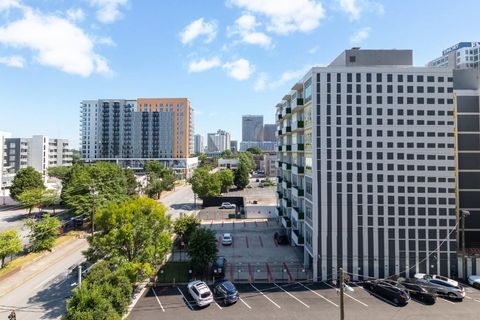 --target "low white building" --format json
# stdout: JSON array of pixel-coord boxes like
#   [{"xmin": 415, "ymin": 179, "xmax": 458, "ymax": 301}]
[{"xmin": 218, "ymin": 158, "xmax": 239, "ymax": 170}]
